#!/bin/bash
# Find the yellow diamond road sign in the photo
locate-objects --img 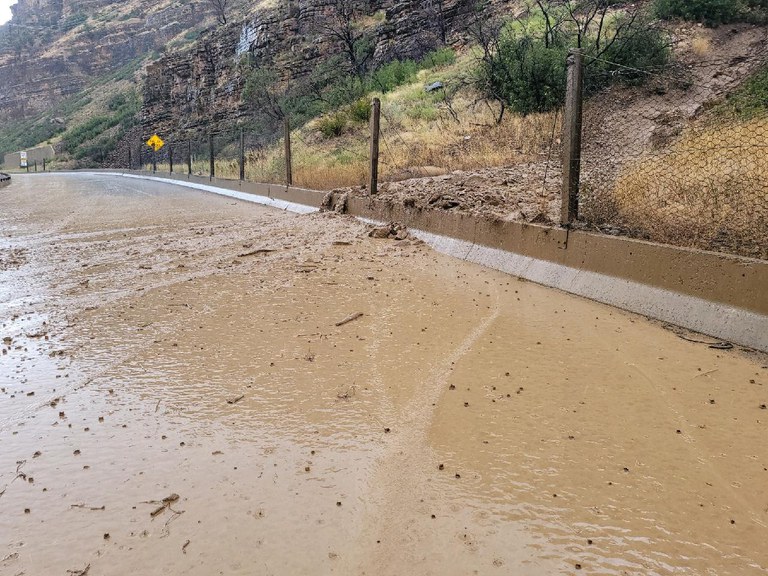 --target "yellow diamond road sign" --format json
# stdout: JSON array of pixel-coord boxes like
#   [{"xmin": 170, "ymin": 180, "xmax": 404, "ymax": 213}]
[{"xmin": 146, "ymin": 134, "xmax": 164, "ymax": 151}]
